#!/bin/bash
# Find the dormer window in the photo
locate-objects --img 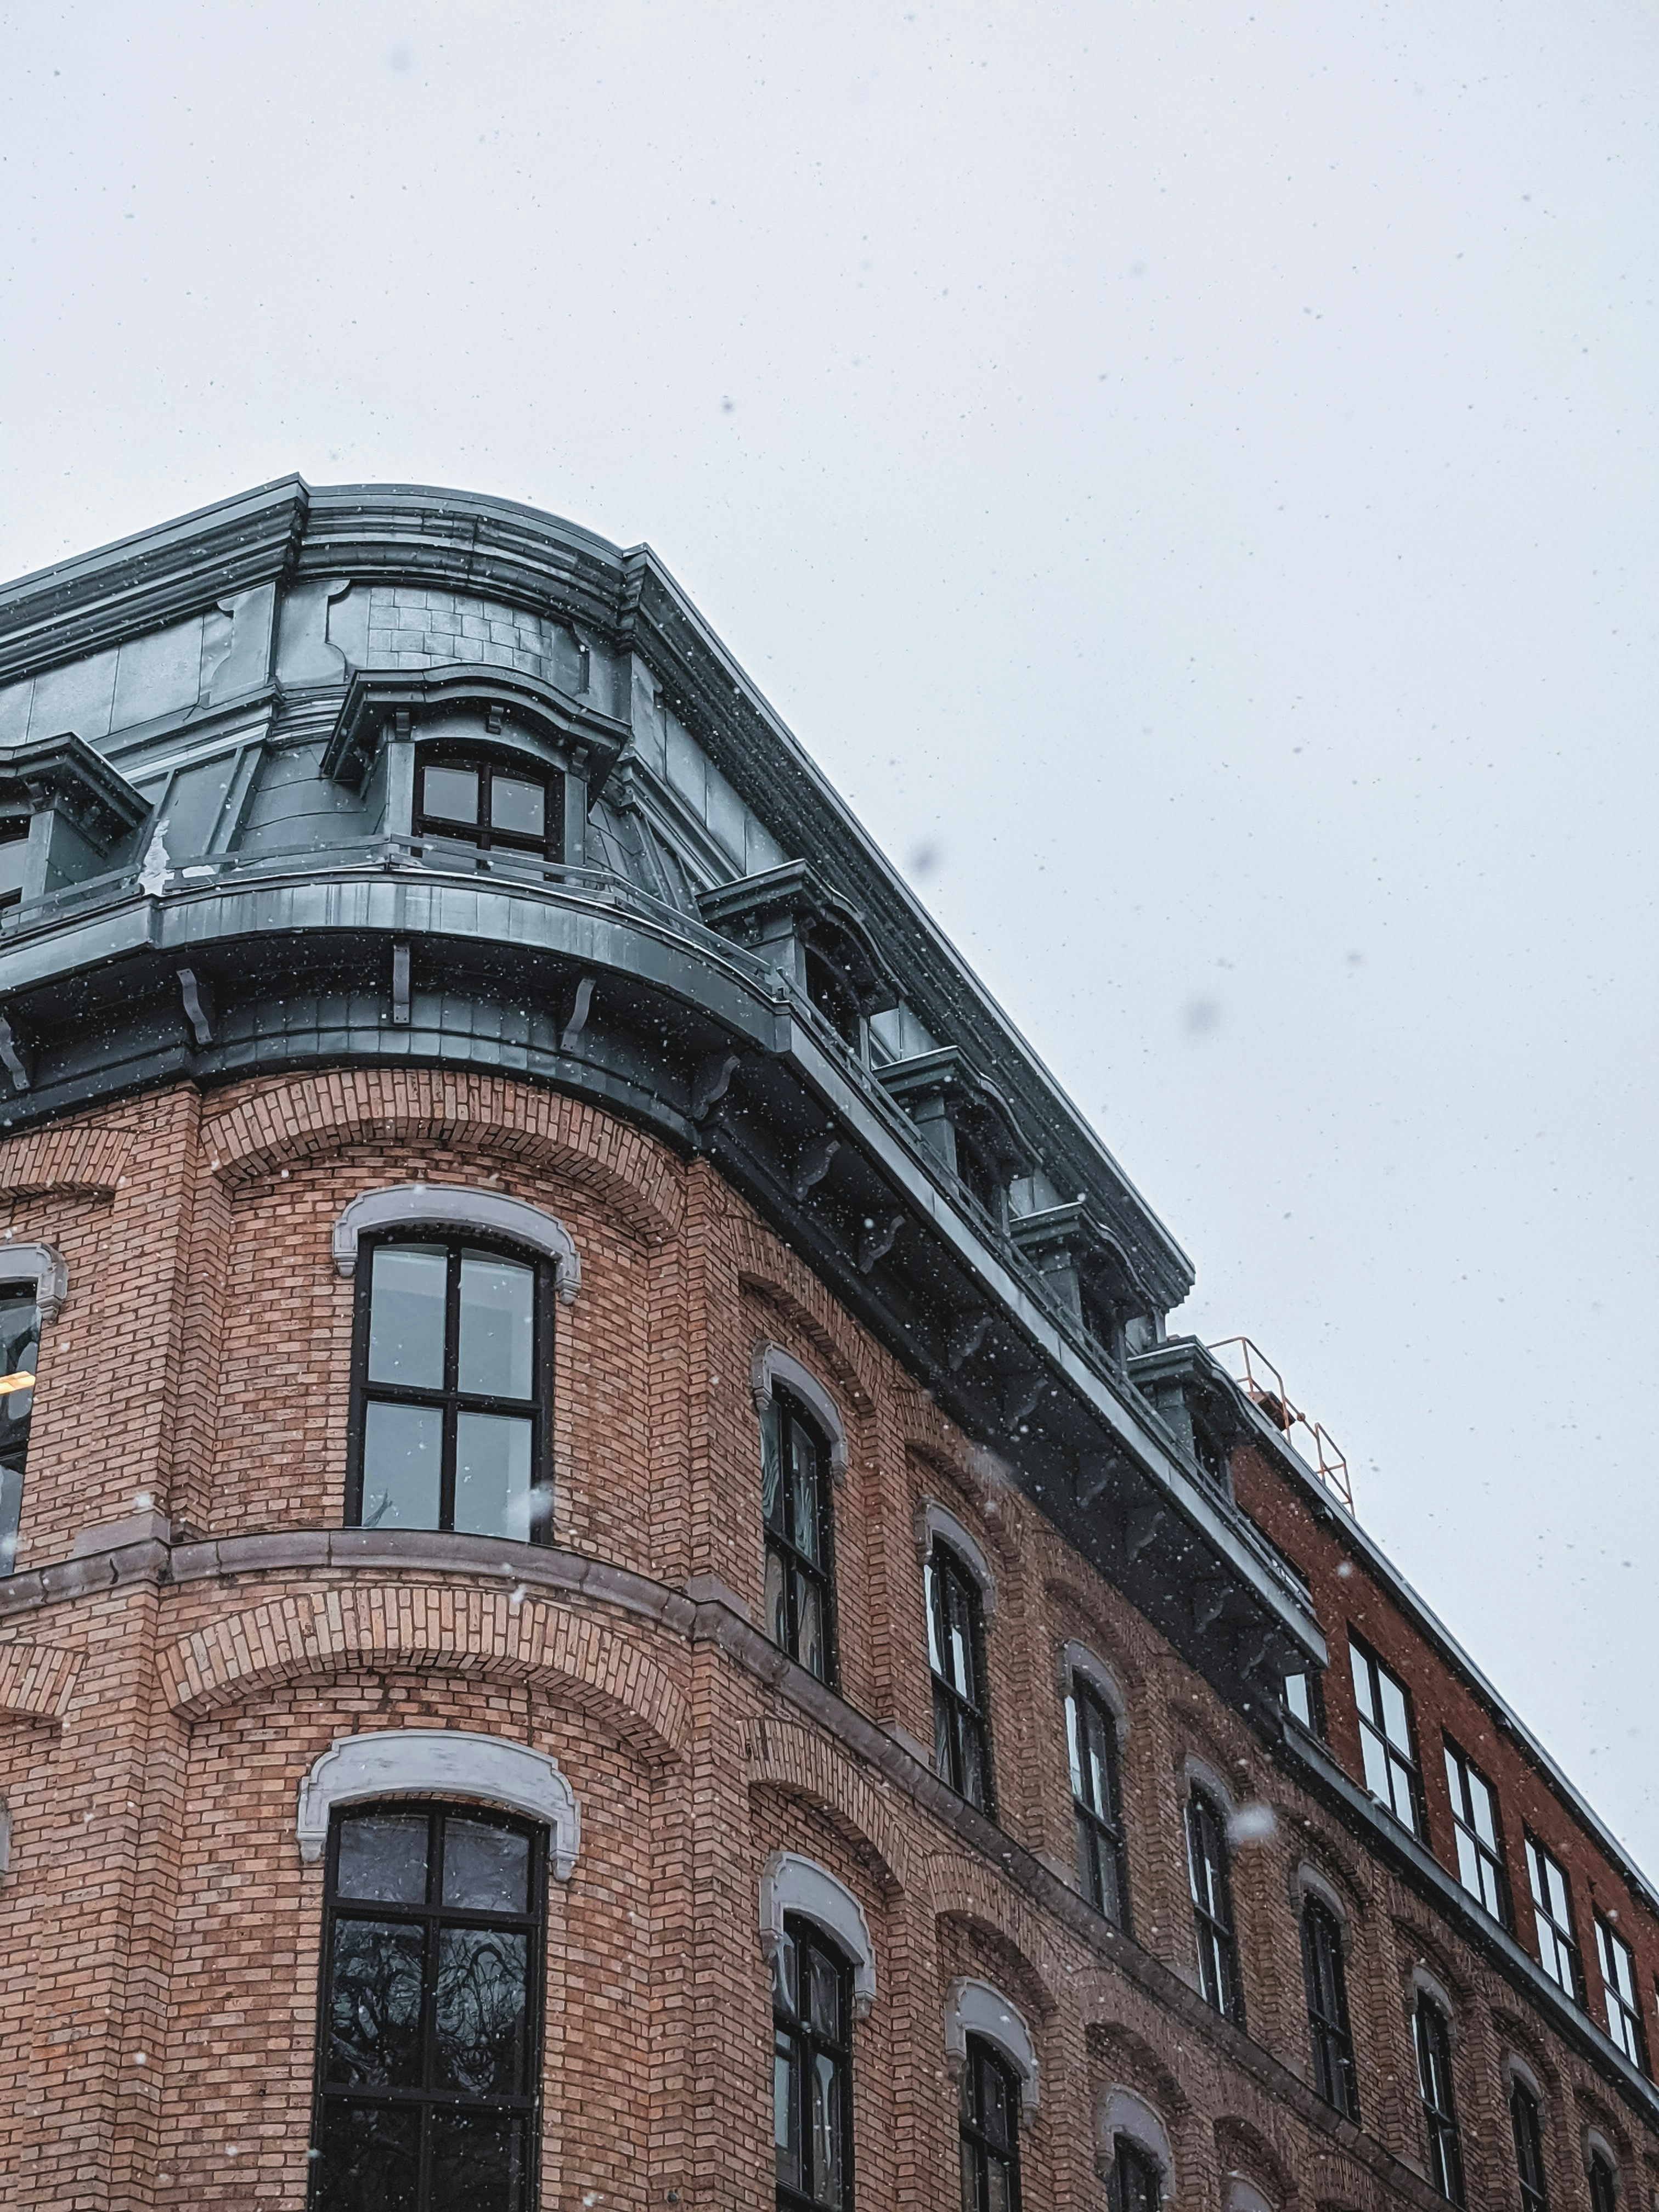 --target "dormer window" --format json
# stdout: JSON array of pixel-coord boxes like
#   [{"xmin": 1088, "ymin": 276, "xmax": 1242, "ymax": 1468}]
[{"xmin": 414, "ymin": 752, "xmax": 560, "ymax": 860}]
